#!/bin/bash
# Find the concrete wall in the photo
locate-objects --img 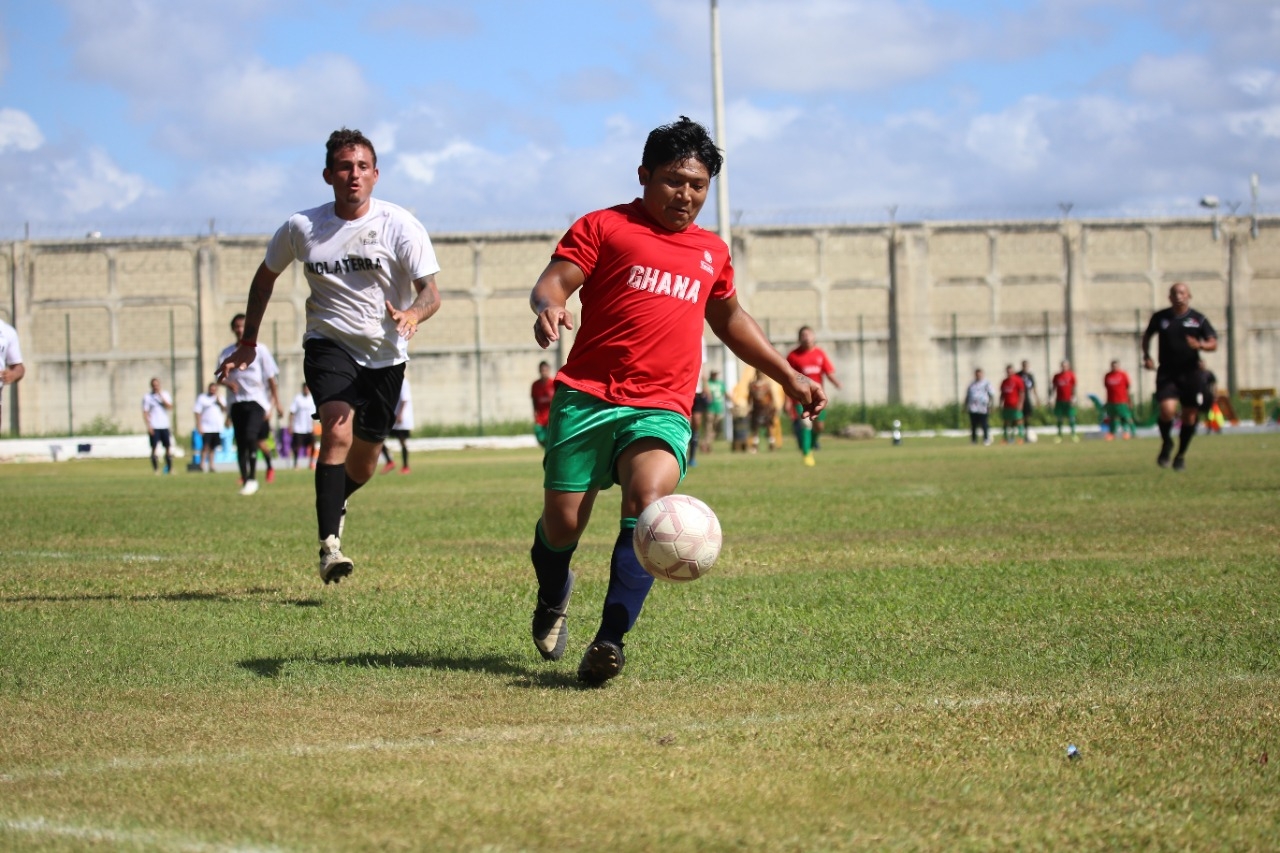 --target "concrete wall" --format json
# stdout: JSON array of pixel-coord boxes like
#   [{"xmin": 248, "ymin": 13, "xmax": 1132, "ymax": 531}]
[{"xmin": 3, "ymin": 215, "xmax": 1276, "ymax": 435}]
